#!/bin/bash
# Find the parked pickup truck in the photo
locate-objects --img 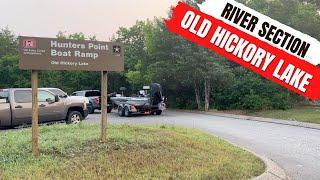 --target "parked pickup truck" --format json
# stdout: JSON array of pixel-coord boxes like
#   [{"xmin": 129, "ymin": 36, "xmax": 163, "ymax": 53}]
[
  {"xmin": 71, "ymin": 90, "xmax": 113, "ymax": 114},
  {"xmin": 71, "ymin": 90, "xmax": 101, "ymax": 114},
  {"xmin": 0, "ymin": 88, "xmax": 88, "ymax": 128}
]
